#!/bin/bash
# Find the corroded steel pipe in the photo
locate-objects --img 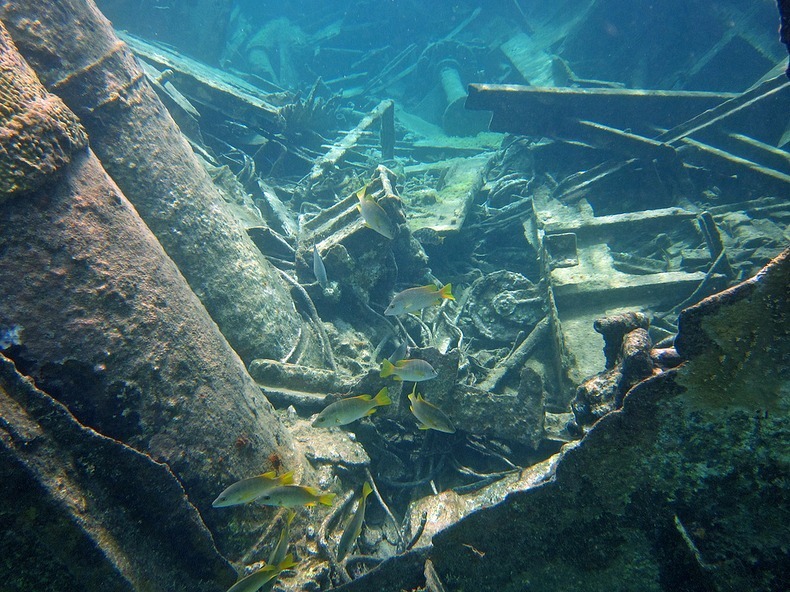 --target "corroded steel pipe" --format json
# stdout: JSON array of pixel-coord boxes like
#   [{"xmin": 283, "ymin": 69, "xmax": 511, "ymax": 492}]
[
  {"xmin": 0, "ymin": 21, "xmax": 302, "ymax": 558},
  {"xmin": 0, "ymin": 0, "xmax": 317, "ymax": 366}
]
